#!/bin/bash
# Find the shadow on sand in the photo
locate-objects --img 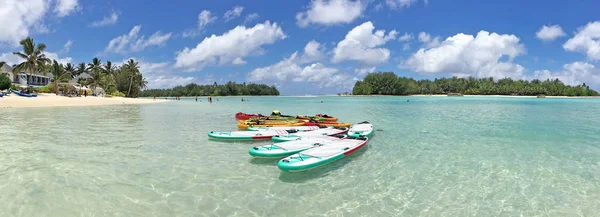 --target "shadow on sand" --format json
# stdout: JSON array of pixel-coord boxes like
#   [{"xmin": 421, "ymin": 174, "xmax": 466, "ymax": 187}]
[{"xmin": 277, "ymin": 146, "xmax": 370, "ymax": 183}]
